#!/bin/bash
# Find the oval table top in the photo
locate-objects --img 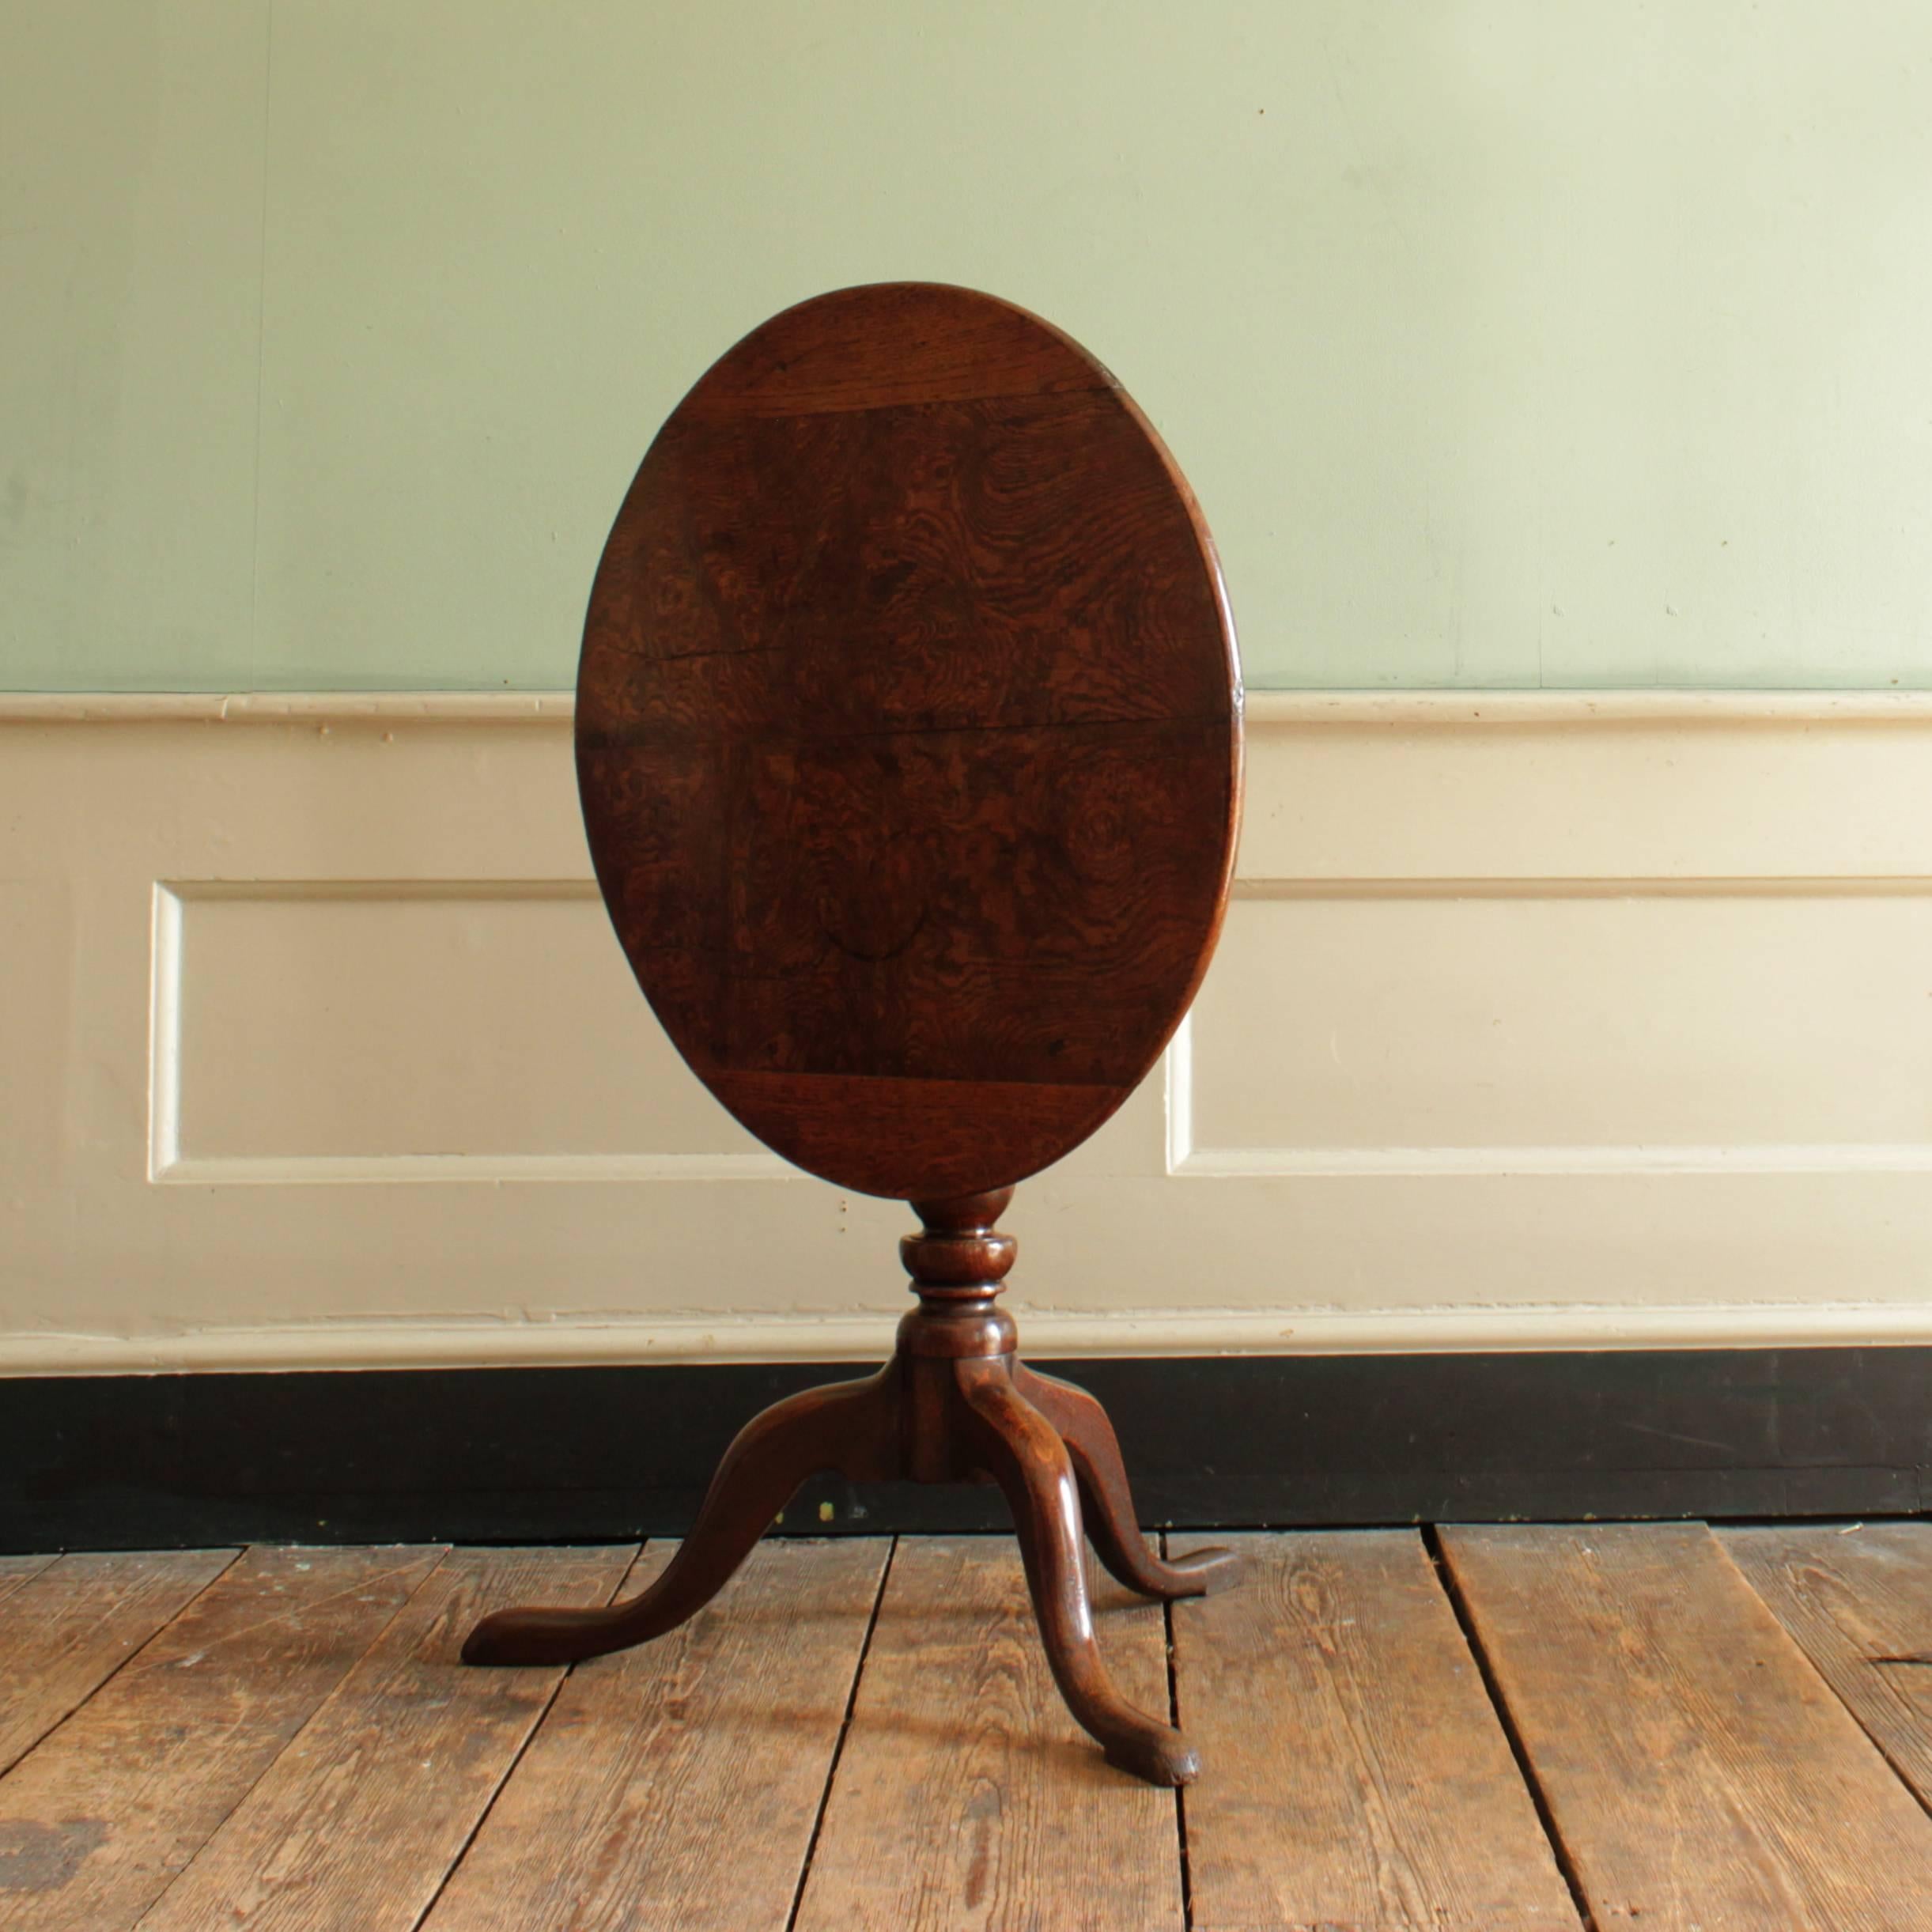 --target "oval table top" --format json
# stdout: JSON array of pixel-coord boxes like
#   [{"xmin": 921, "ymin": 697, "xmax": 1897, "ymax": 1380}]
[{"xmin": 577, "ymin": 282, "xmax": 1242, "ymax": 1200}]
